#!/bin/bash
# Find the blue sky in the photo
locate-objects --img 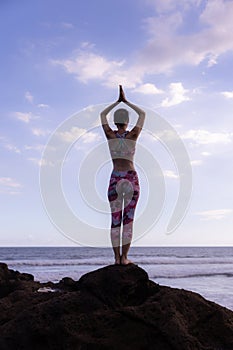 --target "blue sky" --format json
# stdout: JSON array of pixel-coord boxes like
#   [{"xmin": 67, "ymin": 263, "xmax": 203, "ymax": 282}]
[{"xmin": 1, "ymin": 0, "xmax": 233, "ymax": 246}]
